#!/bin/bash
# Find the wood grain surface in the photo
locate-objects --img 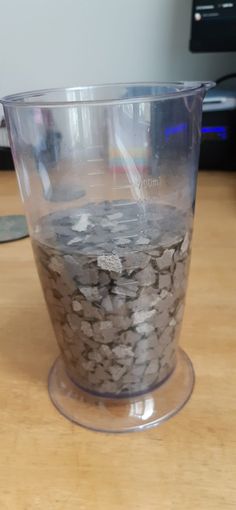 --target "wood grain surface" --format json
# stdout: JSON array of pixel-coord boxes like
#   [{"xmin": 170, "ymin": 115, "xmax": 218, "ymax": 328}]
[{"xmin": 0, "ymin": 170, "xmax": 235, "ymax": 510}]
